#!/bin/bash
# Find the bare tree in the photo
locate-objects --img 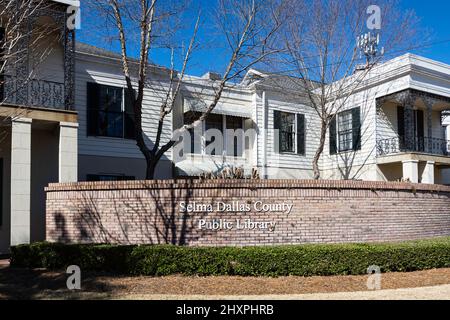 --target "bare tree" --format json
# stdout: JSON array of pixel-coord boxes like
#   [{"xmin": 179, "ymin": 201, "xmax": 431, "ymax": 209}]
[
  {"xmin": 277, "ymin": 0, "xmax": 419, "ymax": 179},
  {"xmin": 87, "ymin": 0, "xmax": 284, "ymax": 179}
]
